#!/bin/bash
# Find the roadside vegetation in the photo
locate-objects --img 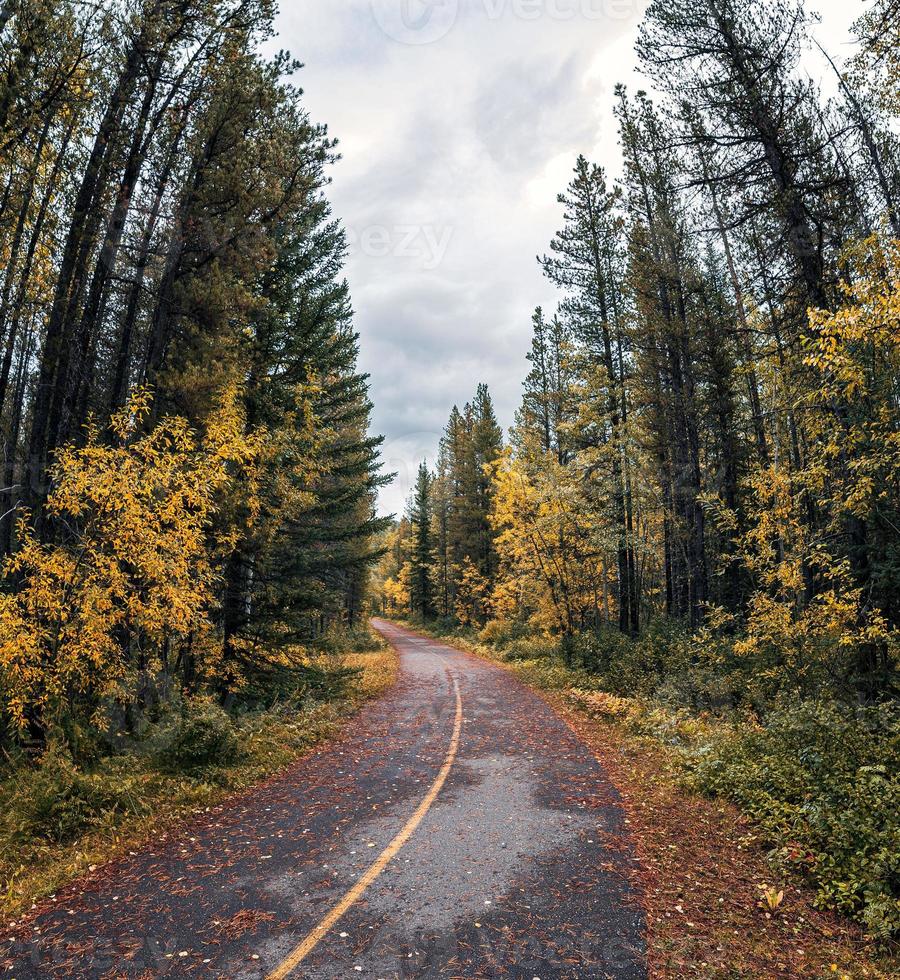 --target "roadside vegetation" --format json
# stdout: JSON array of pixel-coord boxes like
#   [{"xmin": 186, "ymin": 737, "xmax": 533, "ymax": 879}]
[
  {"xmin": 0, "ymin": 0, "xmax": 392, "ymax": 921},
  {"xmin": 372, "ymin": 0, "xmax": 900, "ymax": 959}
]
